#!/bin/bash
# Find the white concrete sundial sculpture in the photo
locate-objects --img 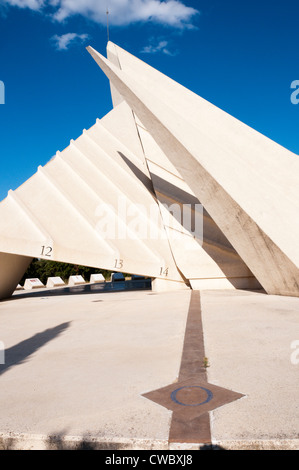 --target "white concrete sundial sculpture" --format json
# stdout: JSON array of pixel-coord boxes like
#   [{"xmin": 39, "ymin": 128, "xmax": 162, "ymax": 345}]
[{"xmin": 0, "ymin": 42, "xmax": 298, "ymax": 300}]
